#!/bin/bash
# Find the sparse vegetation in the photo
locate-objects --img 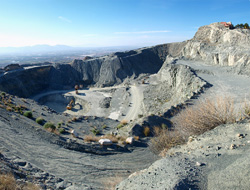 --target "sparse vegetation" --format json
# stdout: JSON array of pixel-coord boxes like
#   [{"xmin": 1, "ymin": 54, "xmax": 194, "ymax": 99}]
[
  {"xmin": 91, "ymin": 128, "xmax": 101, "ymax": 136},
  {"xmin": 173, "ymin": 96, "xmax": 237, "ymax": 136},
  {"xmin": 102, "ymin": 125, "xmax": 107, "ymax": 129},
  {"xmin": 23, "ymin": 111, "xmax": 33, "ymax": 118},
  {"xmin": 57, "ymin": 122, "xmax": 64, "ymax": 128},
  {"xmin": 149, "ymin": 127, "xmax": 185, "ymax": 155},
  {"xmin": 0, "ymin": 173, "xmax": 40, "ymax": 190},
  {"xmin": 116, "ymin": 123, "xmax": 124, "ymax": 129},
  {"xmin": 103, "ymin": 175, "xmax": 125, "ymax": 190},
  {"xmin": 120, "ymin": 119, "xmax": 128, "ymax": 125},
  {"xmin": 58, "ymin": 128, "xmax": 65, "ymax": 134},
  {"xmin": 36, "ymin": 117, "xmax": 44, "ymax": 125},
  {"xmin": 138, "ymin": 114, "xmax": 143, "ymax": 118},
  {"xmin": 117, "ymin": 119, "xmax": 128, "ymax": 129},
  {"xmin": 150, "ymin": 96, "xmax": 239, "ymax": 155},
  {"xmin": 43, "ymin": 122, "xmax": 56, "ymax": 131},
  {"xmin": 0, "ymin": 173, "xmax": 16, "ymax": 190}
]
